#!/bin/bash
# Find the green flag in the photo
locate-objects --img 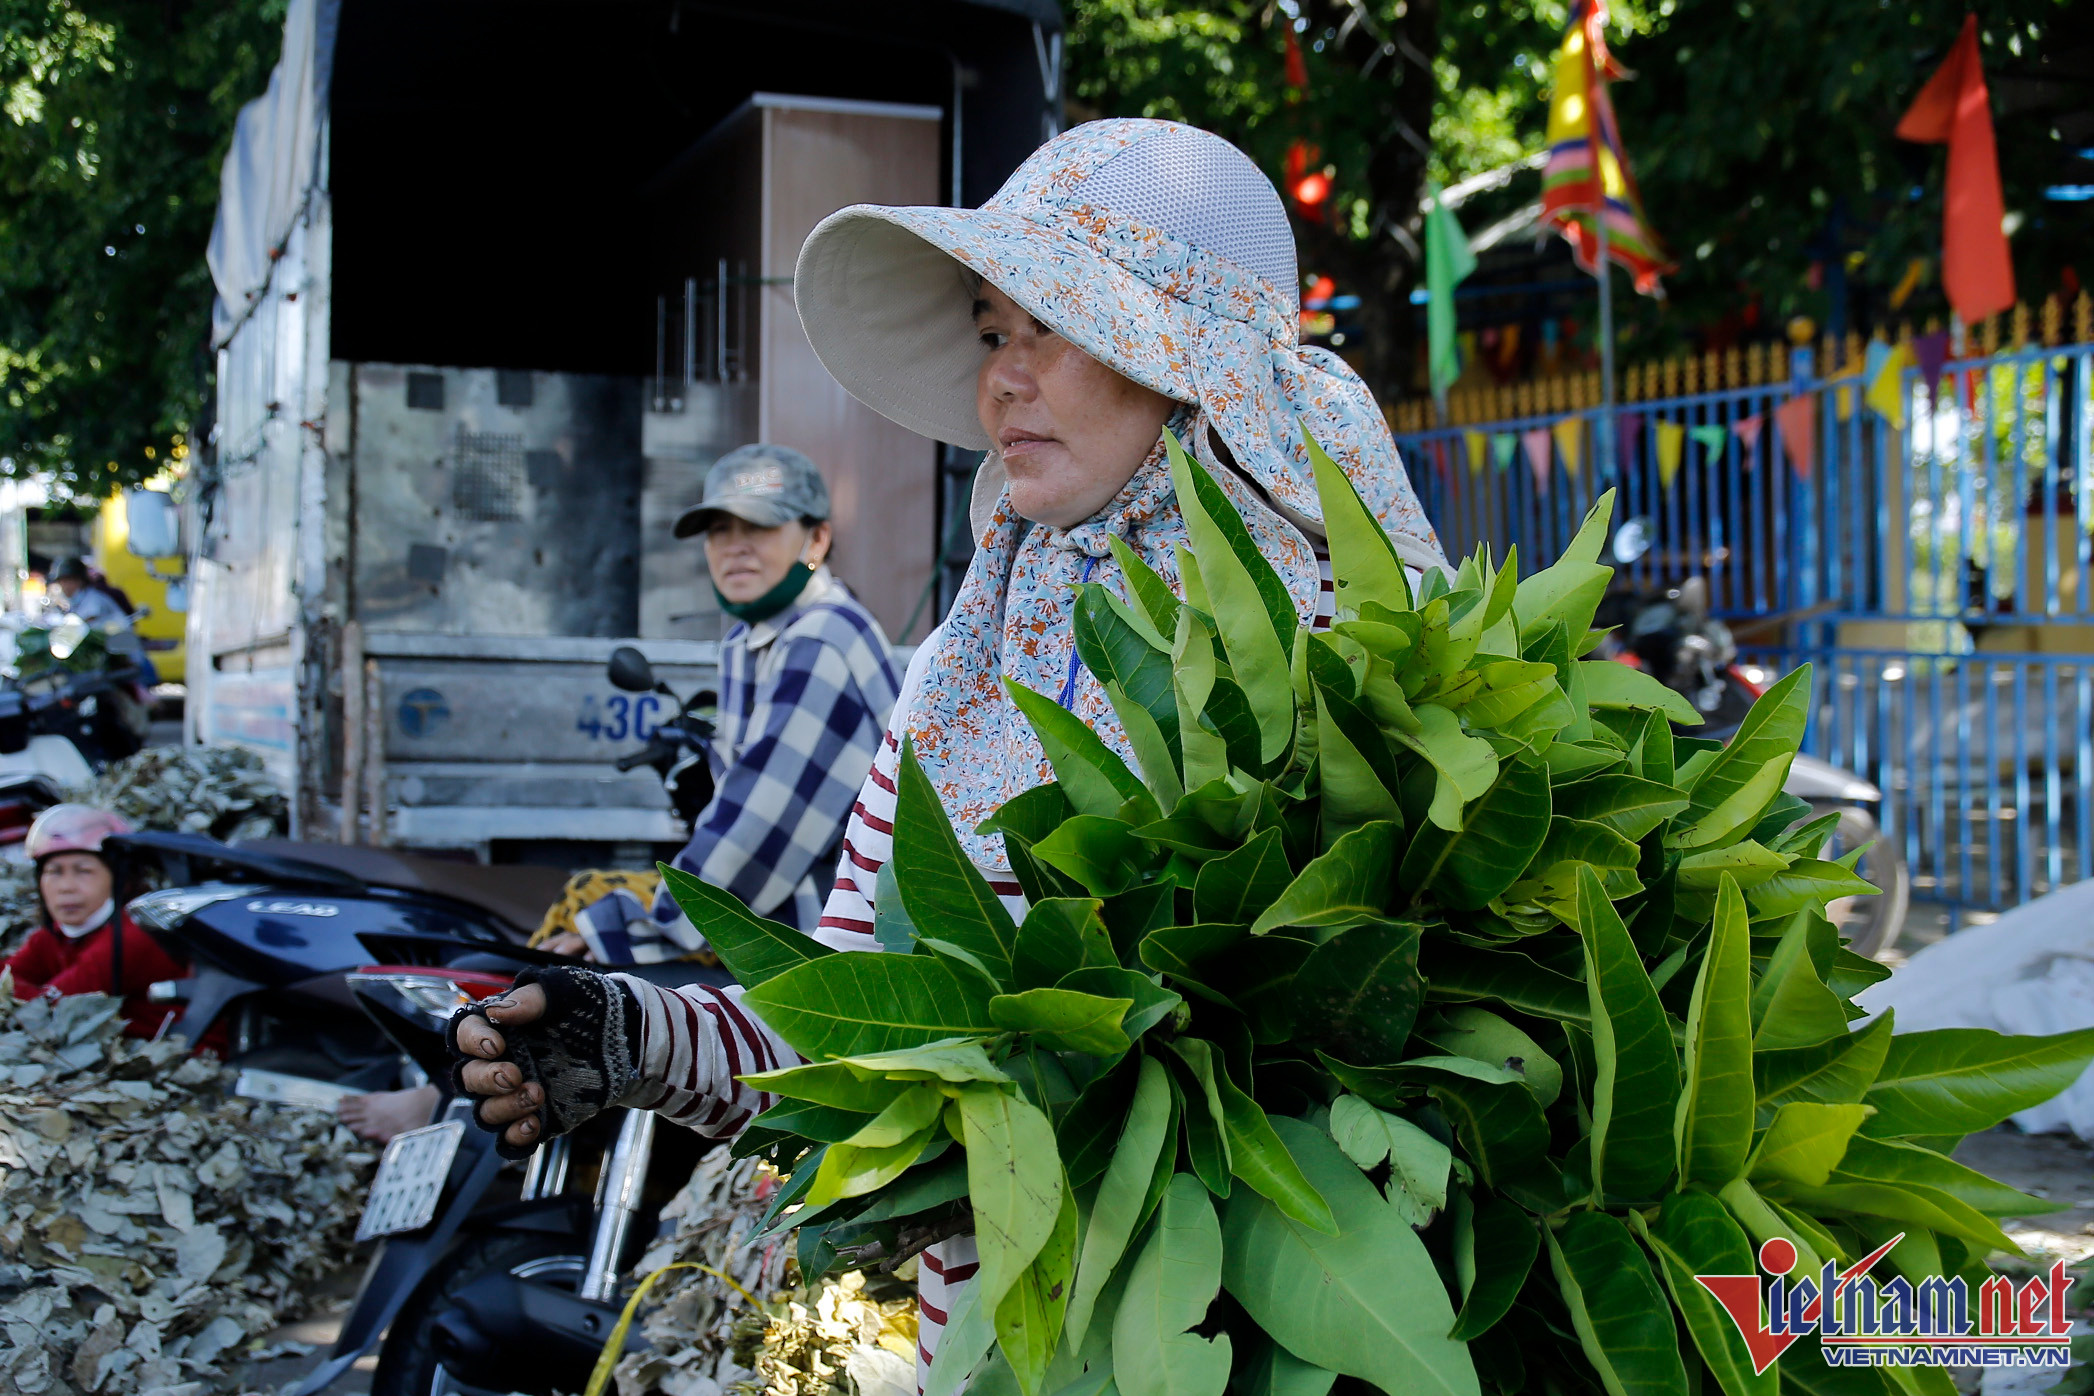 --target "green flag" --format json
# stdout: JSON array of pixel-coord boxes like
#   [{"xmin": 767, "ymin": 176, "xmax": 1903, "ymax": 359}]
[{"xmin": 1425, "ymin": 178, "xmax": 1477, "ymax": 409}]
